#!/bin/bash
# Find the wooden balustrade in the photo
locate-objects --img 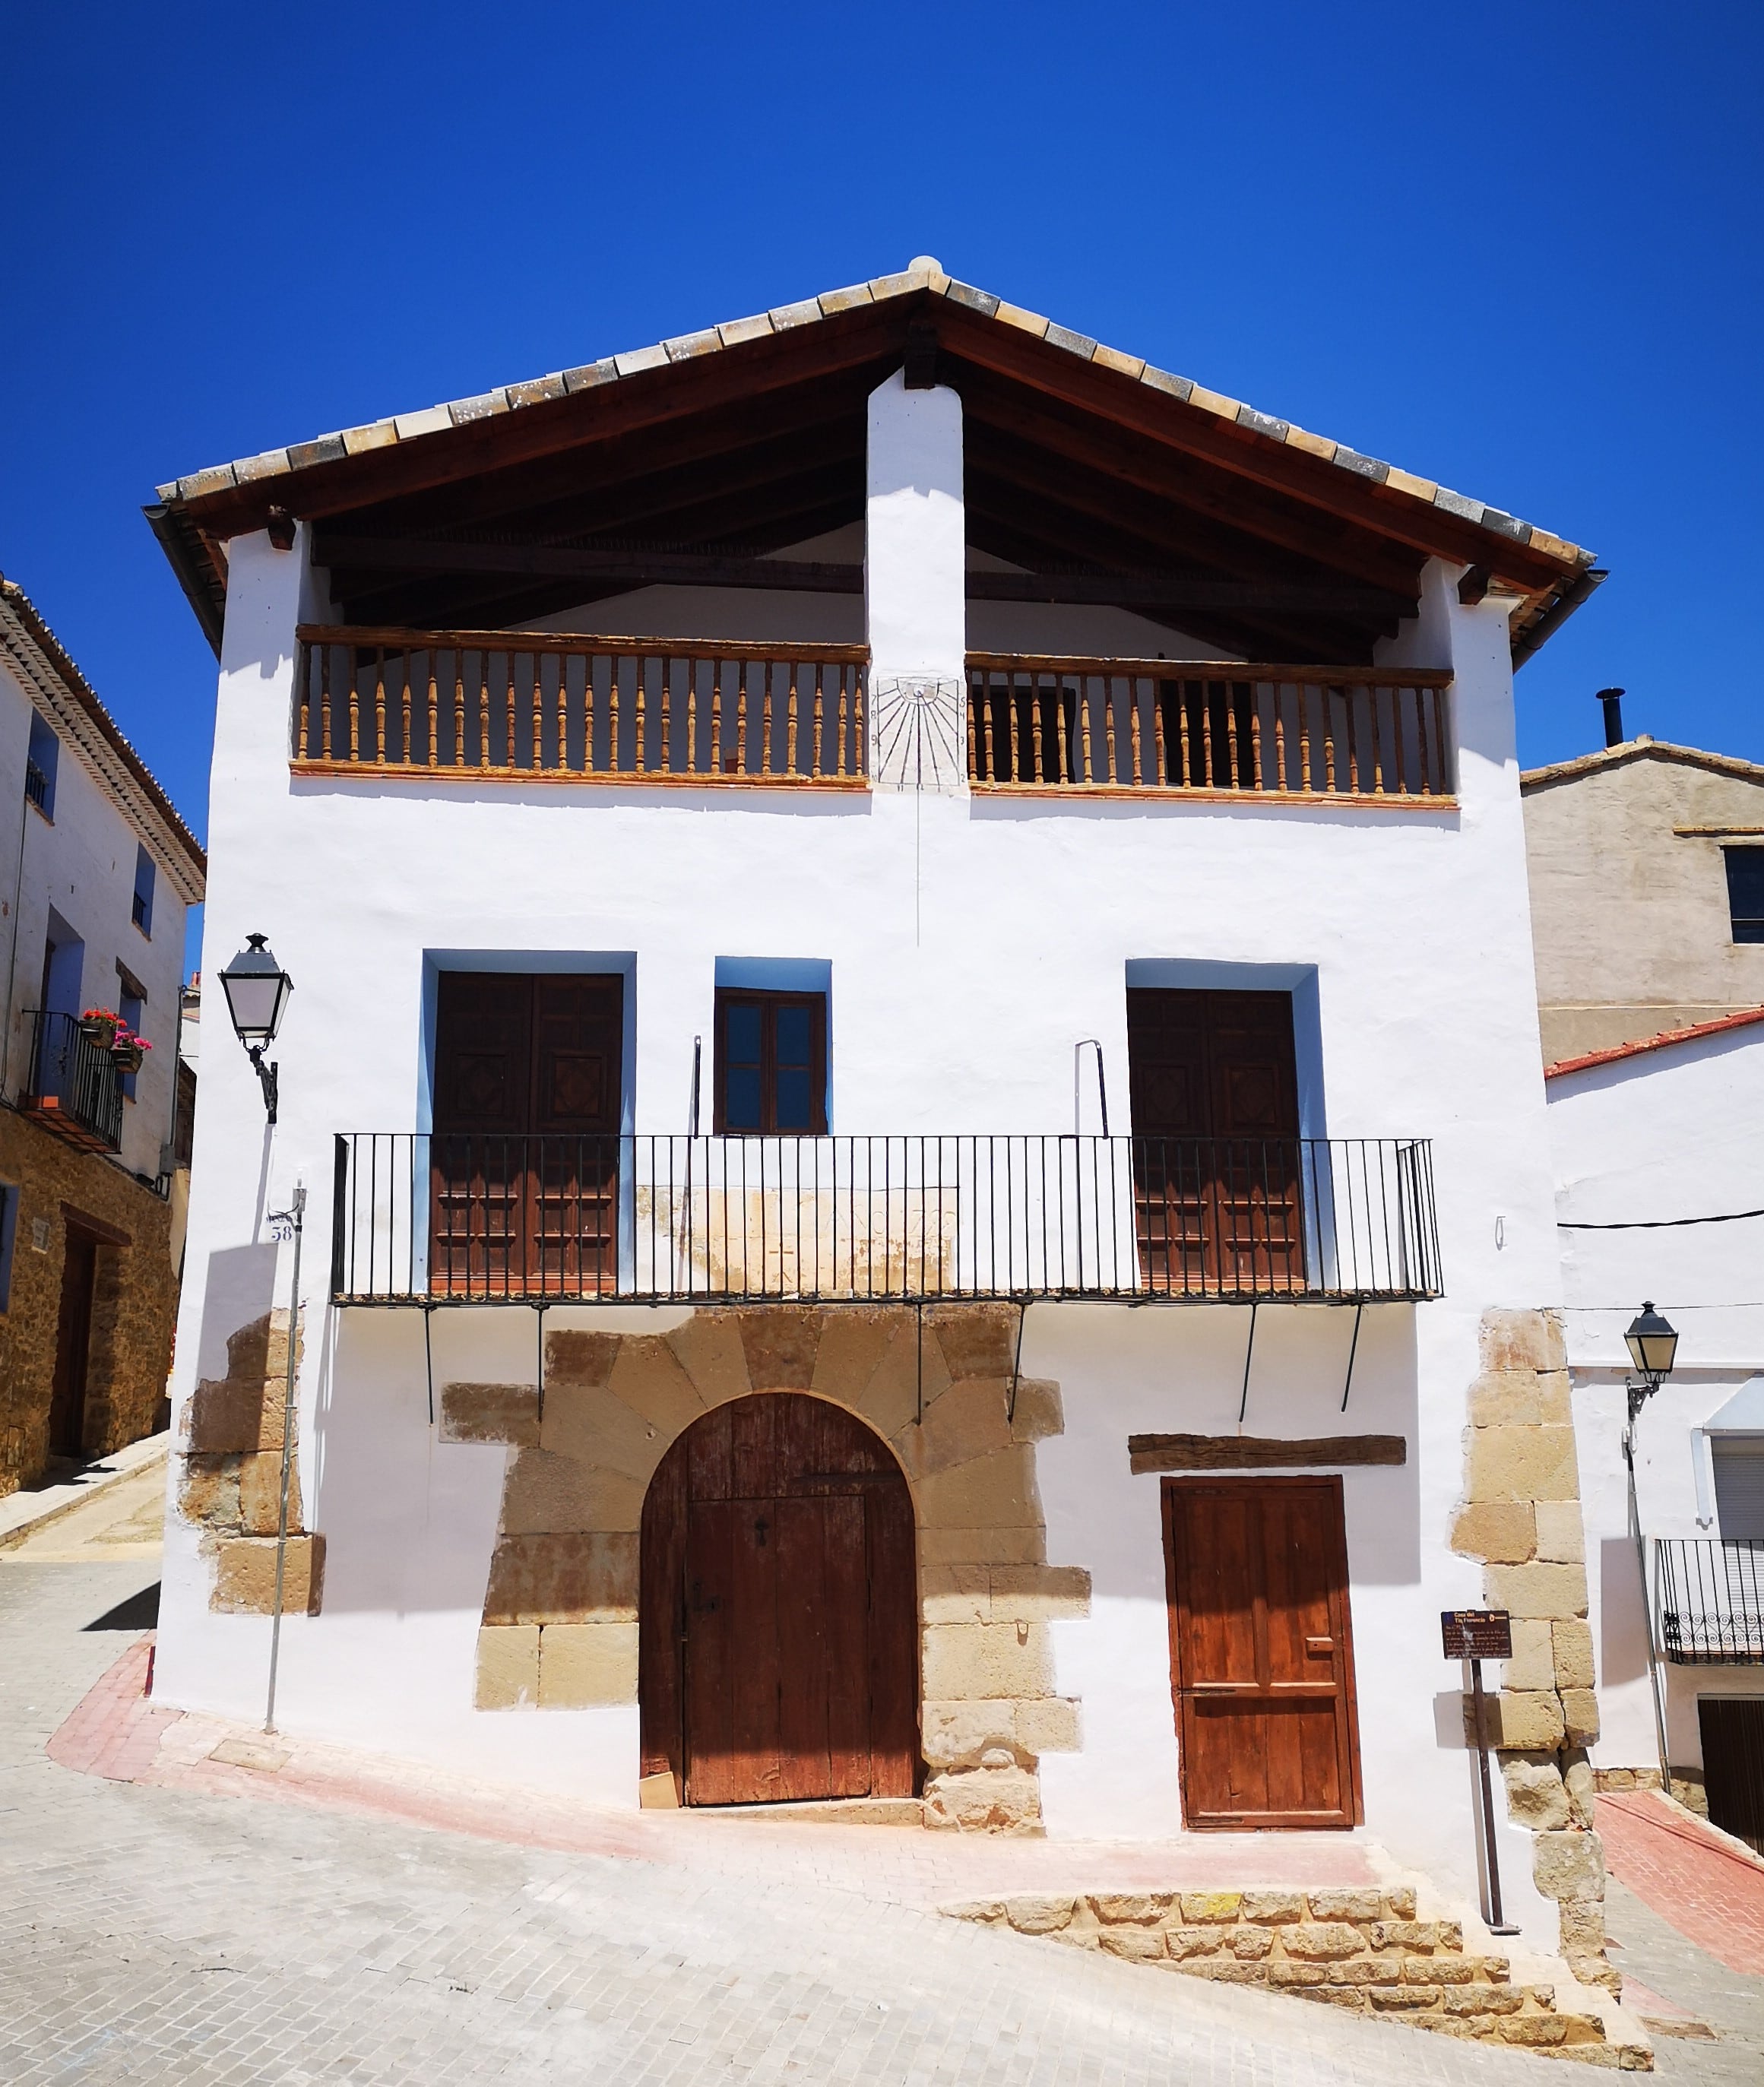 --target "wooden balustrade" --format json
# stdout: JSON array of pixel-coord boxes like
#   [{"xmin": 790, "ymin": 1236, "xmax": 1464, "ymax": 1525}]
[
  {"xmin": 966, "ymin": 654, "xmax": 1454, "ymax": 801},
  {"xmin": 293, "ymin": 628, "xmax": 869, "ymax": 785}
]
